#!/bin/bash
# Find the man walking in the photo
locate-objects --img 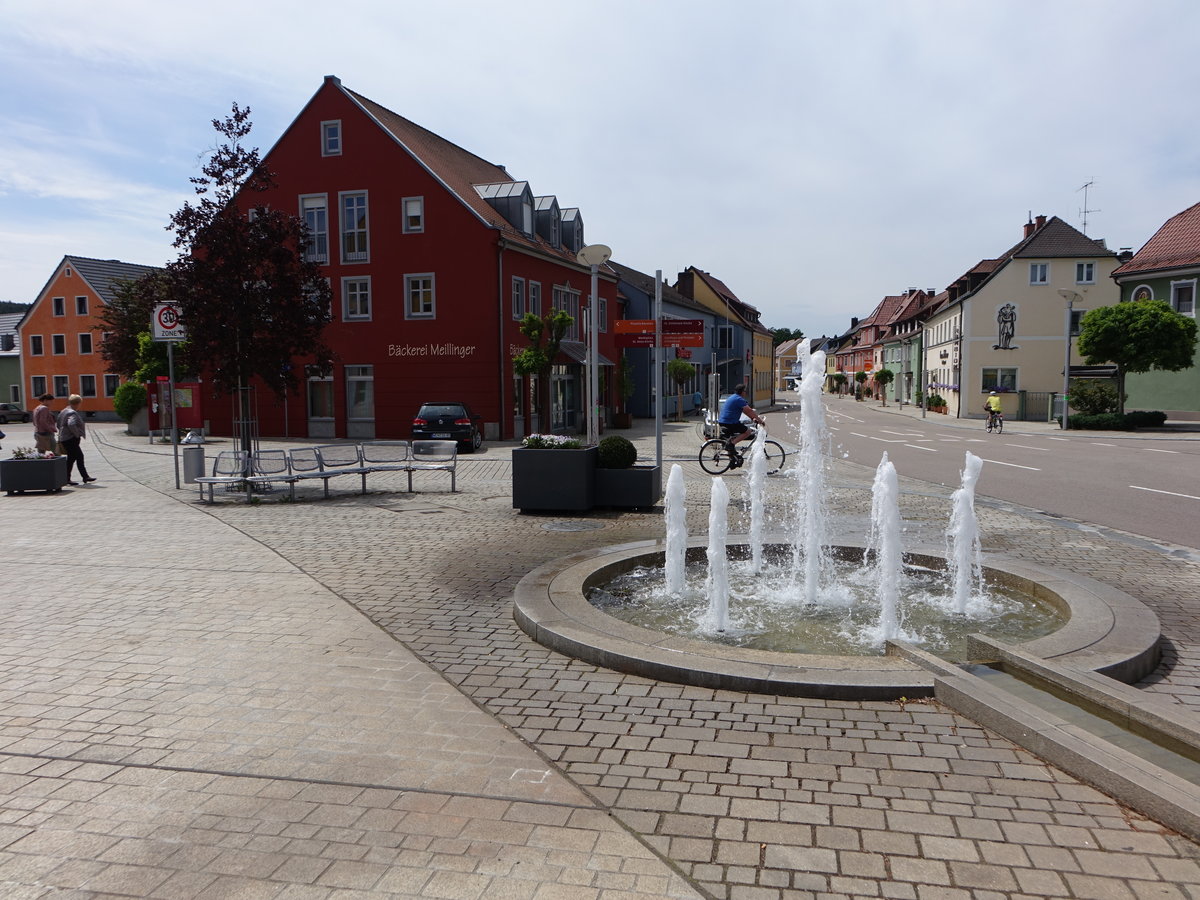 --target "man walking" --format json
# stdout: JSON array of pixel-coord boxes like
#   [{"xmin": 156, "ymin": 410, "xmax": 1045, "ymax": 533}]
[{"xmin": 32, "ymin": 393, "xmax": 56, "ymax": 454}]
